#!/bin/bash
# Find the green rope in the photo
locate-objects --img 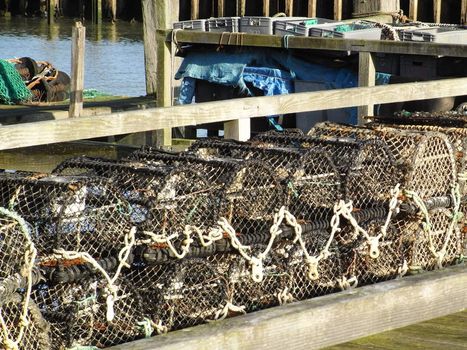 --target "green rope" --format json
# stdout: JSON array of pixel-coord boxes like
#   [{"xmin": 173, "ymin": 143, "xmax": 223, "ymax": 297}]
[
  {"xmin": 304, "ymin": 19, "xmax": 318, "ymax": 25},
  {"xmin": 0, "ymin": 59, "xmax": 32, "ymax": 104},
  {"xmin": 83, "ymin": 89, "xmax": 112, "ymax": 99}
]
